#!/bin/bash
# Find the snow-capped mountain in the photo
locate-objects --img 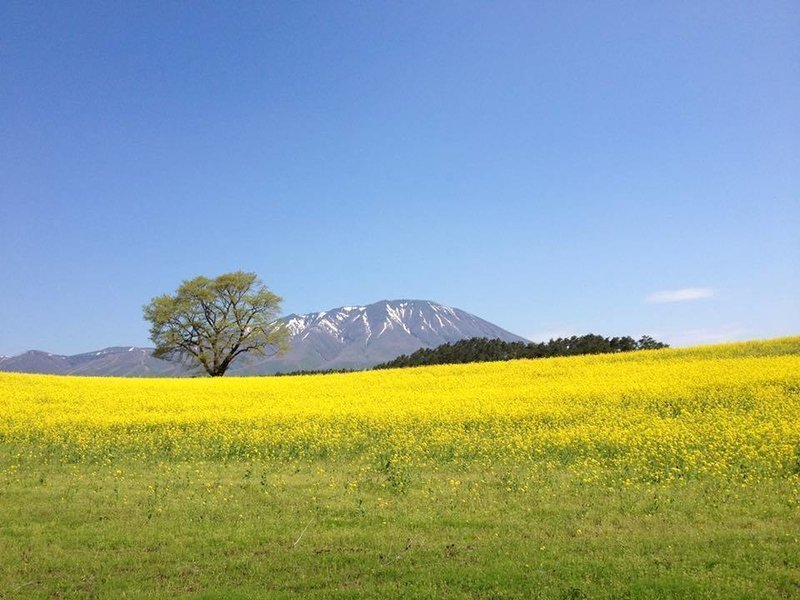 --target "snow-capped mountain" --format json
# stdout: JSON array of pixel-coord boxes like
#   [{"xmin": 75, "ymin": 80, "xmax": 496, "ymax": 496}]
[
  {"xmin": 234, "ymin": 299, "xmax": 527, "ymax": 374},
  {"xmin": 0, "ymin": 300, "xmax": 527, "ymax": 376}
]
